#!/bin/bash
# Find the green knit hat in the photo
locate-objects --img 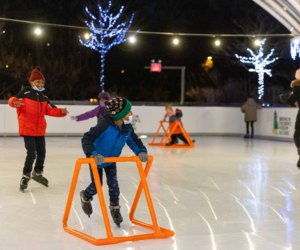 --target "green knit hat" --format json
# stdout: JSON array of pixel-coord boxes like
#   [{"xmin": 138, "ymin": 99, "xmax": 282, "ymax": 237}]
[{"xmin": 105, "ymin": 97, "xmax": 132, "ymax": 121}]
